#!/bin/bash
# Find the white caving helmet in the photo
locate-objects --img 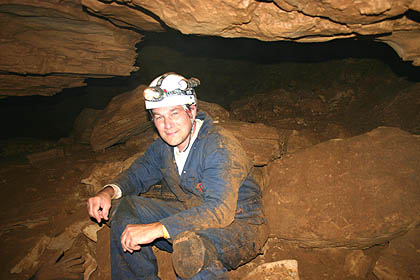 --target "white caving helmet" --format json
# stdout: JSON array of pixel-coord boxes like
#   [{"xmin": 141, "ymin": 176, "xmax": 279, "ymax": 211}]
[{"xmin": 143, "ymin": 72, "xmax": 200, "ymax": 110}]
